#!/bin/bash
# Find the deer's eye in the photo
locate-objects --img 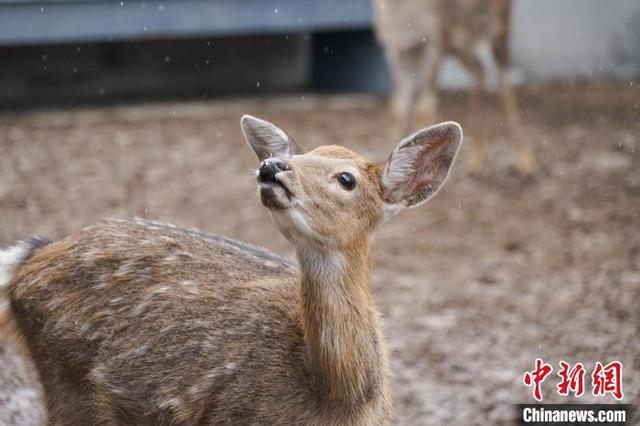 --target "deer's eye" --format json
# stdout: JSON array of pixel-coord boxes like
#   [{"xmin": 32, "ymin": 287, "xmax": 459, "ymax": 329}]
[{"xmin": 337, "ymin": 172, "xmax": 356, "ymax": 191}]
